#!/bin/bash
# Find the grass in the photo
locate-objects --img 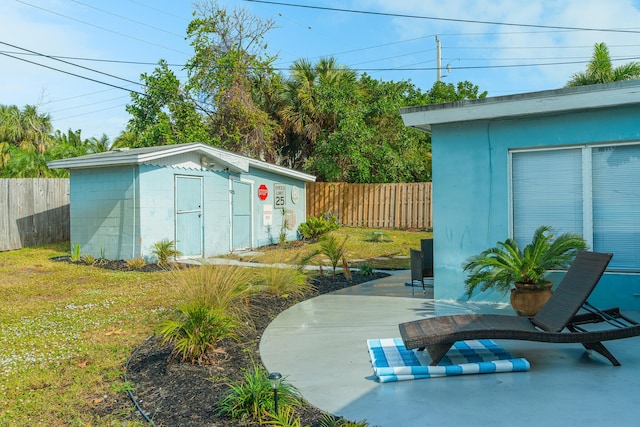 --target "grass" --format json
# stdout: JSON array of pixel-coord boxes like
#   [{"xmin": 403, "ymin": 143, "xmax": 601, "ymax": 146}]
[
  {"xmin": 0, "ymin": 227, "xmax": 430, "ymax": 425},
  {"xmin": 230, "ymin": 227, "xmax": 432, "ymax": 270}
]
